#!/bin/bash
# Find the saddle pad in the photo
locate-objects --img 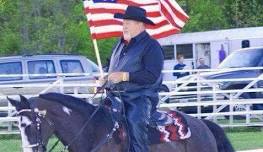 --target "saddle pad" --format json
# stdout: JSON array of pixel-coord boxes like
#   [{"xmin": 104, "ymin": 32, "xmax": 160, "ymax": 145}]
[
  {"xmin": 157, "ymin": 111, "xmax": 191, "ymax": 142},
  {"xmin": 115, "ymin": 110, "xmax": 191, "ymax": 144},
  {"xmin": 150, "ymin": 110, "xmax": 174, "ymax": 126}
]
